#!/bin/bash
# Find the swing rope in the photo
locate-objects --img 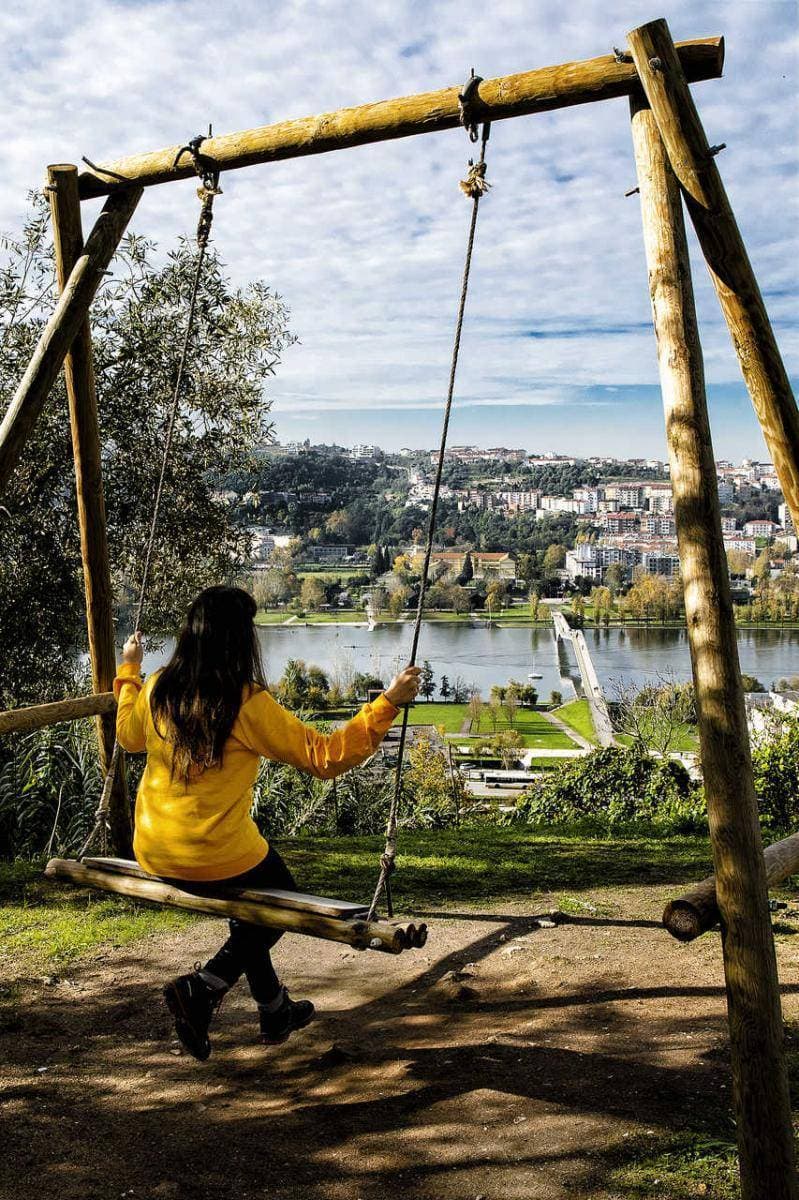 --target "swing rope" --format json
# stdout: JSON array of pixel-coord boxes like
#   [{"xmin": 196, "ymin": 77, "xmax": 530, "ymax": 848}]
[
  {"xmin": 366, "ymin": 110, "xmax": 491, "ymax": 922},
  {"xmin": 78, "ymin": 138, "xmax": 221, "ymax": 858}
]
